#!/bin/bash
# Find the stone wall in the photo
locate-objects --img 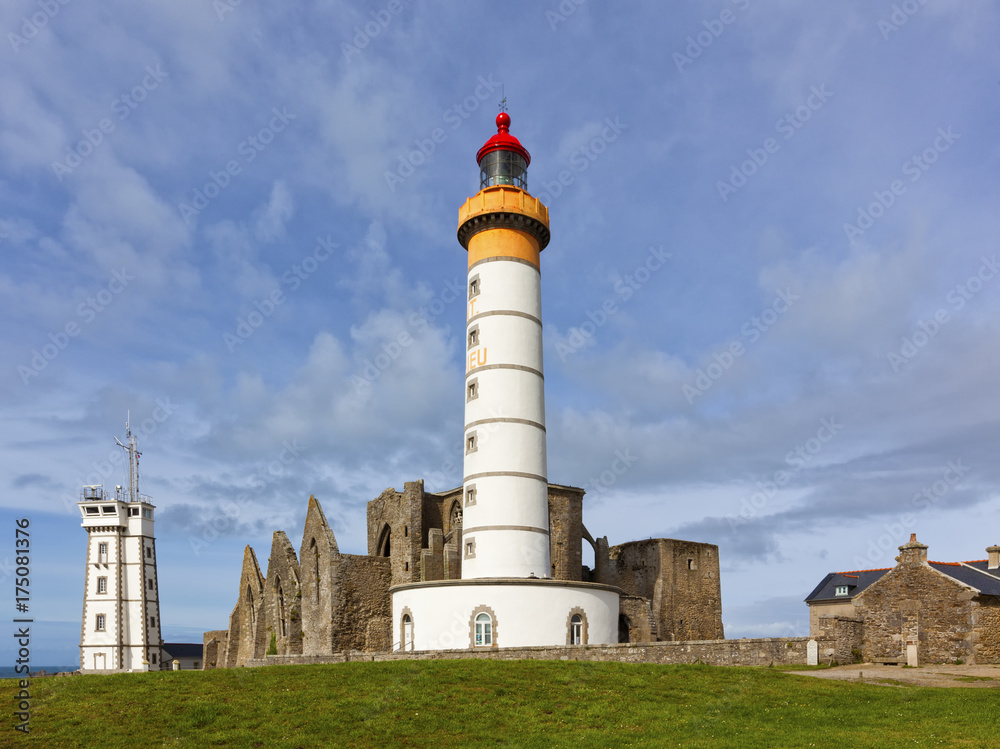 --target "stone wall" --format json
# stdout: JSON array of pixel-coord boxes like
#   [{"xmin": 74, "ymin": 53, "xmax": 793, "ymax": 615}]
[
  {"xmin": 298, "ymin": 497, "xmax": 340, "ymax": 656},
  {"xmin": 547, "ymin": 485, "xmax": 583, "ymax": 582},
  {"xmin": 974, "ymin": 597, "xmax": 1000, "ymax": 664},
  {"xmin": 854, "ymin": 561, "xmax": 978, "ymax": 664},
  {"xmin": 596, "ymin": 538, "xmax": 723, "ymax": 641},
  {"xmin": 247, "ymin": 637, "xmax": 815, "ymax": 668},
  {"xmin": 329, "ymin": 554, "xmax": 392, "ymax": 652},
  {"xmin": 202, "ymin": 630, "xmax": 227, "ymax": 670},
  {"xmin": 221, "ymin": 546, "xmax": 265, "ymax": 667},
  {"xmin": 816, "ymin": 616, "xmax": 863, "ymax": 664}
]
